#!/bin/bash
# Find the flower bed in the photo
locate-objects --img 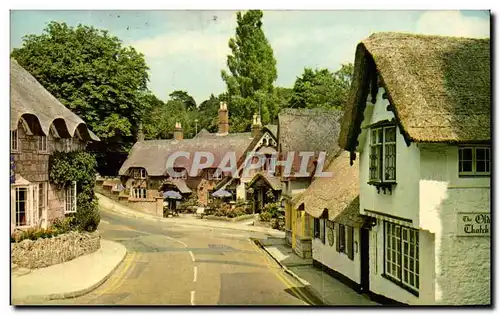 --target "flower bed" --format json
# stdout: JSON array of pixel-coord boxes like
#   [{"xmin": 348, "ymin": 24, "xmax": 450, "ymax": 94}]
[{"xmin": 11, "ymin": 230, "xmax": 100, "ymax": 270}]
